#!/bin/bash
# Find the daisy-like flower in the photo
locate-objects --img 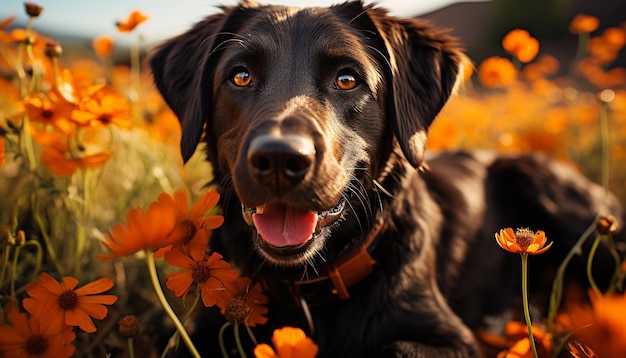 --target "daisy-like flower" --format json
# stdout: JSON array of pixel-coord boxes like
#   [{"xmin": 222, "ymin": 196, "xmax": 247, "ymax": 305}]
[
  {"xmin": 495, "ymin": 228, "xmax": 552, "ymax": 255},
  {"xmin": 502, "ymin": 29, "xmax": 540, "ymax": 63},
  {"xmin": 154, "ymin": 189, "xmax": 224, "ymax": 258},
  {"xmin": 99, "ymin": 198, "xmax": 179, "ymax": 259},
  {"xmin": 165, "ymin": 246, "xmax": 238, "ymax": 307},
  {"xmin": 40, "ymin": 146, "xmax": 111, "ymax": 176},
  {"xmin": 22, "ymin": 272, "xmax": 118, "ymax": 333},
  {"xmin": 217, "ymin": 277, "xmax": 269, "ymax": 327},
  {"xmin": 23, "ymin": 92, "xmax": 76, "ymax": 134},
  {"xmin": 116, "ymin": 10, "xmax": 148, "ymax": 33},
  {"xmin": 0, "ymin": 304, "xmax": 75, "ymax": 358},
  {"xmin": 254, "ymin": 326, "xmax": 318, "ymax": 358},
  {"xmin": 478, "ymin": 56, "xmax": 517, "ymax": 88},
  {"xmin": 71, "ymin": 85, "xmax": 133, "ymax": 130}
]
